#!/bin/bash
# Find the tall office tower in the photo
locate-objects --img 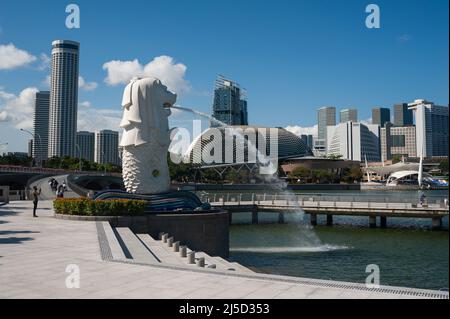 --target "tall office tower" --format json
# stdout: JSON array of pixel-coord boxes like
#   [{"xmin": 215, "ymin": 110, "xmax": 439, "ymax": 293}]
[
  {"xmin": 340, "ymin": 108, "xmax": 358, "ymax": 123},
  {"xmin": 381, "ymin": 123, "xmax": 417, "ymax": 161},
  {"xmin": 76, "ymin": 131, "xmax": 95, "ymax": 162},
  {"xmin": 27, "ymin": 140, "xmax": 33, "ymax": 158},
  {"xmin": 408, "ymin": 99, "xmax": 449, "ymax": 157},
  {"xmin": 300, "ymin": 134, "xmax": 314, "ymax": 149},
  {"xmin": 394, "ymin": 103, "xmax": 413, "ymax": 126},
  {"xmin": 48, "ymin": 40, "xmax": 80, "ymax": 158},
  {"xmin": 33, "ymin": 91, "xmax": 50, "ymax": 163},
  {"xmin": 95, "ymin": 130, "xmax": 120, "ymax": 165},
  {"xmin": 327, "ymin": 122, "xmax": 381, "ymax": 162},
  {"xmin": 211, "ymin": 75, "xmax": 248, "ymax": 127},
  {"xmin": 315, "ymin": 106, "xmax": 336, "ymax": 154},
  {"xmin": 372, "ymin": 107, "xmax": 391, "ymax": 127}
]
